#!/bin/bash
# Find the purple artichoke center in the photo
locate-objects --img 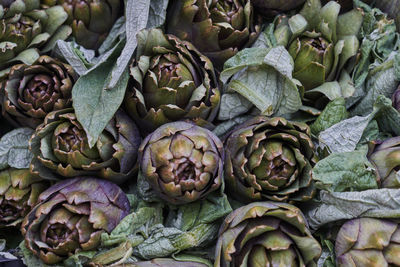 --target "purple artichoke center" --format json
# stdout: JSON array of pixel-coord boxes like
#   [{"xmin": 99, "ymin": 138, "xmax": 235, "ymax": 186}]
[
  {"xmin": 174, "ymin": 159, "xmax": 197, "ymax": 182},
  {"xmin": 47, "ymin": 223, "xmax": 75, "ymax": 242},
  {"xmin": 23, "ymin": 75, "xmax": 61, "ymax": 110},
  {"xmin": 58, "ymin": 125, "xmax": 86, "ymax": 152},
  {"xmin": 0, "ymin": 201, "xmax": 23, "ymax": 220}
]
